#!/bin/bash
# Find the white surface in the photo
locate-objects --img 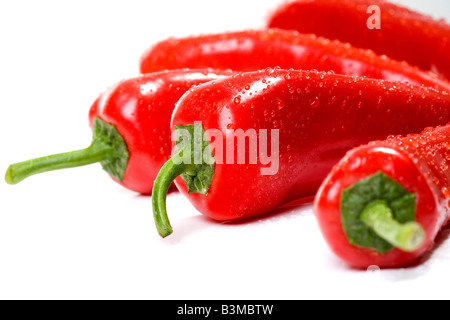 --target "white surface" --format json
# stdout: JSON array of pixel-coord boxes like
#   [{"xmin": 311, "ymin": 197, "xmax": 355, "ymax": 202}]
[{"xmin": 1, "ymin": 0, "xmax": 450, "ymax": 300}]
